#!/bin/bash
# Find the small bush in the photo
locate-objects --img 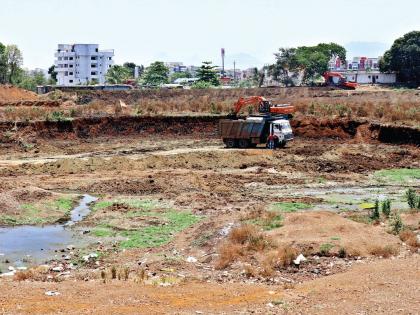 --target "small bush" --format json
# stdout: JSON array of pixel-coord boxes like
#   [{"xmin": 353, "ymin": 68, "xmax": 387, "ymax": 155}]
[
  {"xmin": 389, "ymin": 211, "xmax": 404, "ymax": 234},
  {"xmin": 215, "ymin": 243, "xmax": 243, "ymax": 269},
  {"xmin": 381, "ymin": 199, "xmax": 391, "ymax": 218},
  {"xmin": 338, "ymin": 247, "xmax": 347, "ymax": 258},
  {"xmin": 111, "ymin": 266, "xmax": 117, "ymax": 279},
  {"xmin": 229, "ymin": 225, "xmax": 259, "ymax": 244},
  {"xmin": 370, "ymin": 199, "xmax": 380, "ymax": 220},
  {"xmin": 260, "ymin": 246, "xmax": 298, "ymax": 276},
  {"xmin": 319, "ymin": 243, "xmax": 334, "ymax": 256},
  {"xmin": 399, "ymin": 230, "xmax": 419, "ymax": 248},
  {"xmin": 406, "ymin": 188, "xmax": 417, "ymax": 209},
  {"xmin": 369, "ymin": 245, "xmax": 398, "ymax": 258}
]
